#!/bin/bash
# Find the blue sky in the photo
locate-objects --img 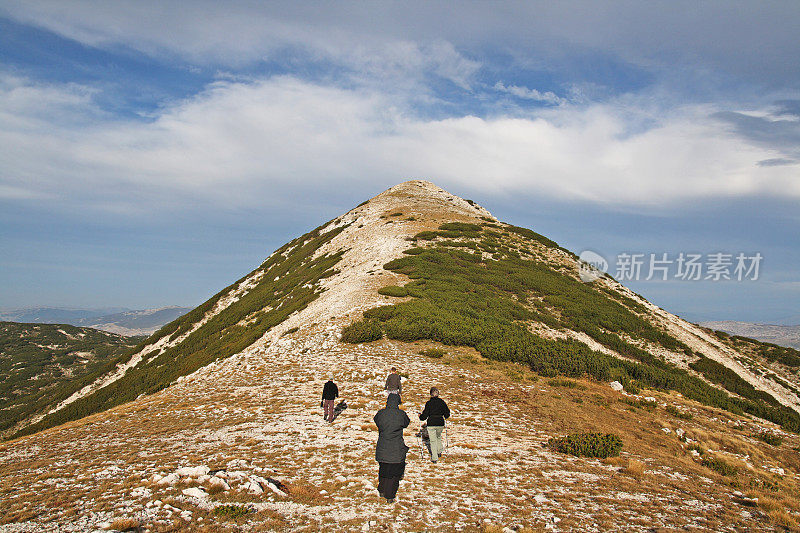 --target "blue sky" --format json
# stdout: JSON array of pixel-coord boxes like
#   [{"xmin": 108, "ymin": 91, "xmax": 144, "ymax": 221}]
[{"xmin": 1, "ymin": 1, "xmax": 798, "ymax": 324}]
